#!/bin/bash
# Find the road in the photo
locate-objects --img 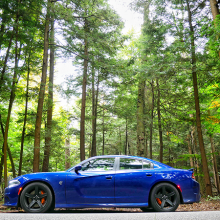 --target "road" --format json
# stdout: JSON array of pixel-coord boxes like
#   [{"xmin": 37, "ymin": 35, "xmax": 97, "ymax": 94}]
[{"xmin": 0, "ymin": 210, "xmax": 220, "ymax": 220}]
